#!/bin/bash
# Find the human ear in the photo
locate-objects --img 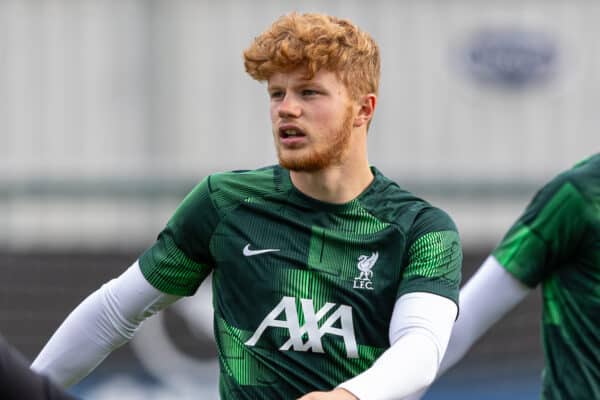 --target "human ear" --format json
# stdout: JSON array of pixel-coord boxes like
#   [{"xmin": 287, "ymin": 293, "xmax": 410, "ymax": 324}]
[{"xmin": 353, "ymin": 94, "xmax": 377, "ymax": 128}]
